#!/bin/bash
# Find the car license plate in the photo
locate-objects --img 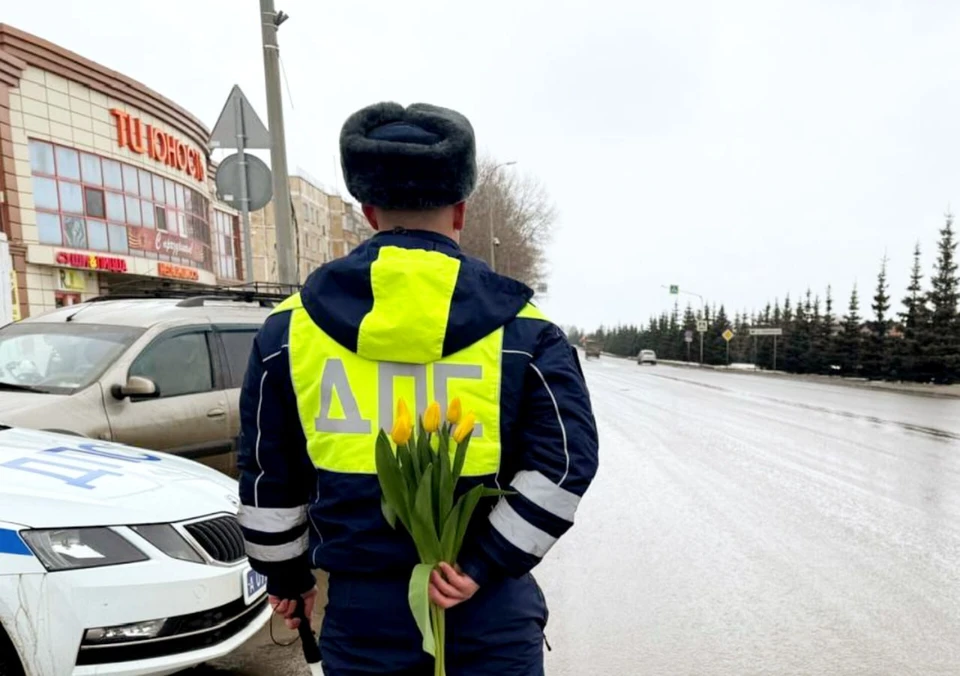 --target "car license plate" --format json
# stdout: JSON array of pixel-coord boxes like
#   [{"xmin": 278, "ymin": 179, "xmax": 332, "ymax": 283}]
[{"xmin": 243, "ymin": 566, "xmax": 267, "ymax": 605}]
